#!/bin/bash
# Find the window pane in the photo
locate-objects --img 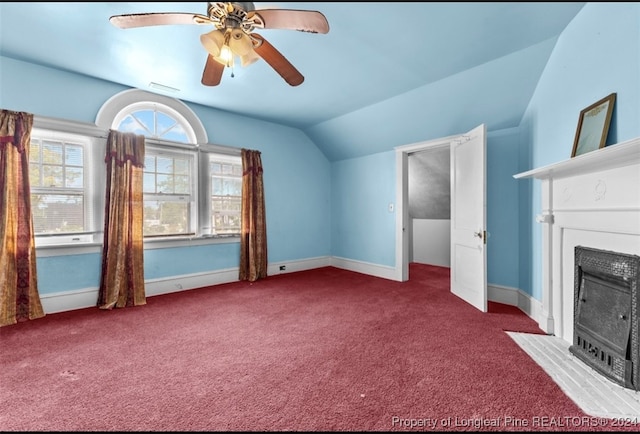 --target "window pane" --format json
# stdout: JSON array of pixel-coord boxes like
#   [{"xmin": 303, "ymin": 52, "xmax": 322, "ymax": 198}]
[
  {"xmin": 225, "ymin": 178, "xmax": 241, "ymax": 196},
  {"xmin": 211, "ymin": 178, "xmax": 222, "ymax": 195},
  {"xmin": 174, "ymin": 158, "xmax": 189, "ymax": 175},
  {"xmin": 209, "ymin": 156, "xmax": 242, "ymax": 235},
  {"xmin": 144, "ymin": 155, "xmax": 156, "ymax": 171},
  {"xmin": 144, "ymin": 200, "xmax": 189, "ymax": 236},
  {"xmin": 221, "ymin": 163, "xmax": 233, "ymax": 175},
  {"xmin": 43, "ymin": 141, "xmax": 63, "ymax": 164},
  {"xmin": 65, "ymin": 145, "xmax": 83, "ymax": 166},
  {"xmin": 31, "ymin": 193, "xmax": 84, "ymax": 234},
  {"xmin": 161, "ymin": 128, "xmax": 190, "ymax": 143},
  {"xmin": 30, "ymin": 141, "xmax": 41, "ymax": 163},
  {"xmin": 211, "ymin": 177, "xmax": 241, "ymax": 196},
  {"xmin": 156, "ymin": 112, "xmax": 177, "ymax": 137},
  {"xmin": 29, "ymin": 164, "xmax": 41, "ymax": 187},
  {"xmin": 211, "ymin": 194, "xmax": 241, "ymax": 235},
  {"xmin": 143, "ymin": 173, "xmax": 156, "ymax": 193},
  {"xmin": 43, "ymin": 165, "xmax": 63, "ymax": 187},
  {"xmin": 132, "ymin": 110, "xmax": 154, "ymax": 136},
  {"xmin": 157, "ymin": 157, "xmax": 173, "ymax": 173},
  {"xmin": 157, "ymin": 174, "xmax": 173, "ymax": 193},
  {"xmin": 174, "ymin": 175, "xmax": 190, "ymax": 194},
  {"xmin": 65, "ymin": 167, "xmax": 83, "ymax": 188},
  {"xmin": 119, "ymin": 114, "xmax": 147, "ymax": 136}
]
